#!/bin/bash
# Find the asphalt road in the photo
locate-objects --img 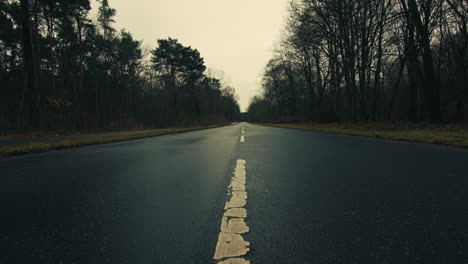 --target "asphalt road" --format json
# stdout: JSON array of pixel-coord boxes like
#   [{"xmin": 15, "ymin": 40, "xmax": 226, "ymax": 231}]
[{"xmin": 1, "ymin": 123, "xmax": 467, "ymax": 263}]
